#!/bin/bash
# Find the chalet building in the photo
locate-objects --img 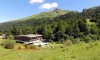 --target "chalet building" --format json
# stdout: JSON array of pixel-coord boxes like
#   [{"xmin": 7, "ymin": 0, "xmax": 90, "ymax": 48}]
[{"xmin": 14, "ymin": 34, "xmax": 48, "ymax": 45}]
